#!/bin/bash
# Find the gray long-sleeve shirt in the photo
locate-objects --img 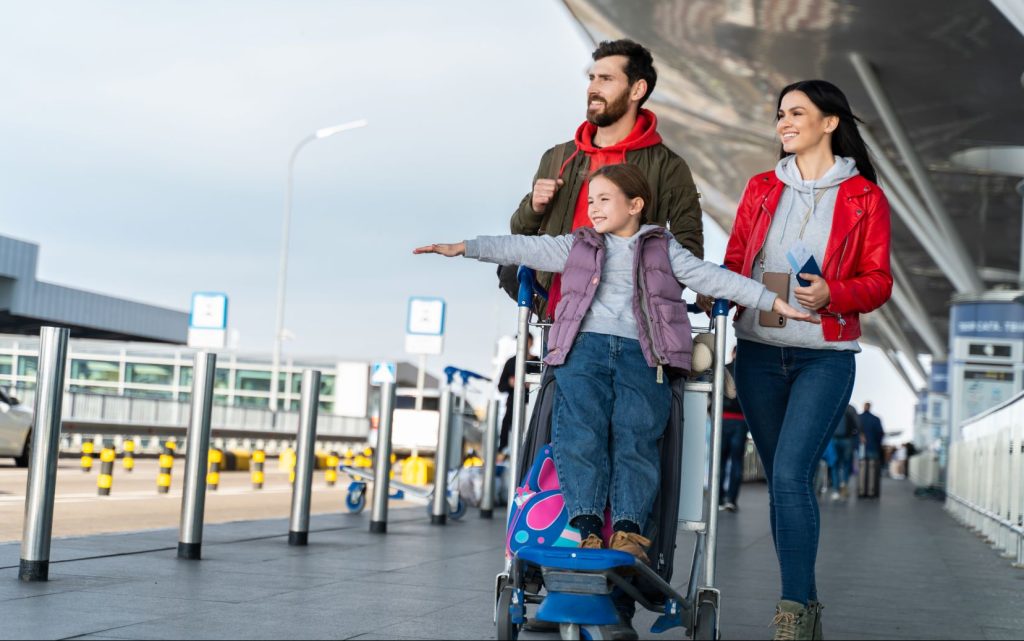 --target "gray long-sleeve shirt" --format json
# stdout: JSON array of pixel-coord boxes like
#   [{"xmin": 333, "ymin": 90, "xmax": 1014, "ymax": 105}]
[{"xmin": 465, "ymin": 225, "xmax": 776, "ymax": 341}]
